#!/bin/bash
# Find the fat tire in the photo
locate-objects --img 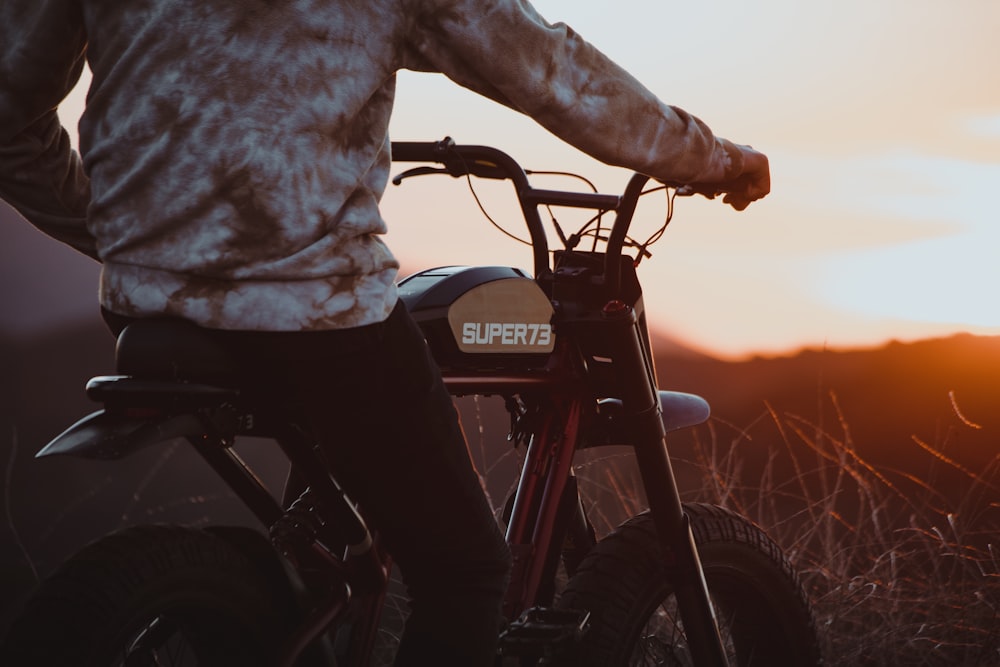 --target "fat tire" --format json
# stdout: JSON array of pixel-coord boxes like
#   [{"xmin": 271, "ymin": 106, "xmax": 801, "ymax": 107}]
[
  {"xmin": 555, "ymin": 503, "xmax": 822, "ymax": 666},
  {"xmin": 0, "ymin": 524, "xmax": 298, "ymax": 666}
]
